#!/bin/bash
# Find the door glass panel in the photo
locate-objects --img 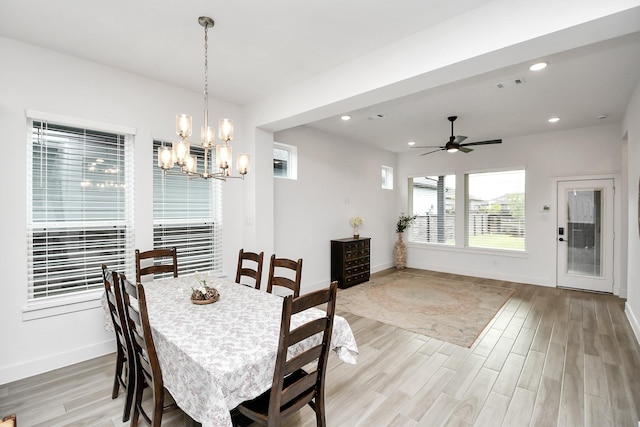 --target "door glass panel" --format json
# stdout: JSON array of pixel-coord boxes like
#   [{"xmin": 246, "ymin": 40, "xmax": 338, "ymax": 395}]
[{"xmin": 566, "ymin": 188, "xmax": 602, "ymax": 277}]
